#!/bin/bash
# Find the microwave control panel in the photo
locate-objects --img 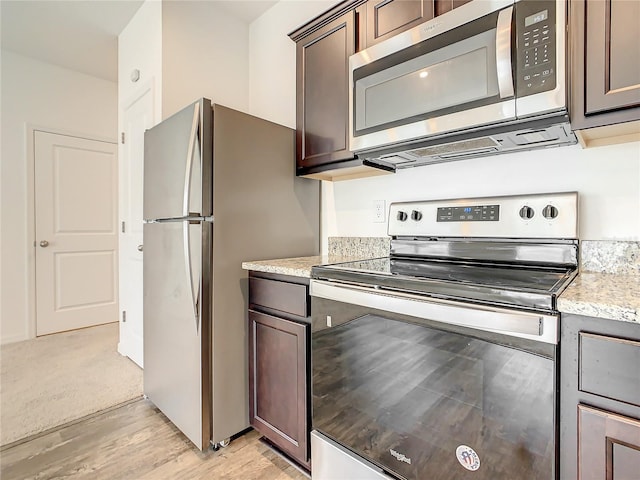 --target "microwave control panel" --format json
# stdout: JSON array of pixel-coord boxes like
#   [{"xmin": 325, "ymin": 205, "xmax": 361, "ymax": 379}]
[{"xmin": 515, "ymin": 0, "xmax": 557, "ymax": 97}]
